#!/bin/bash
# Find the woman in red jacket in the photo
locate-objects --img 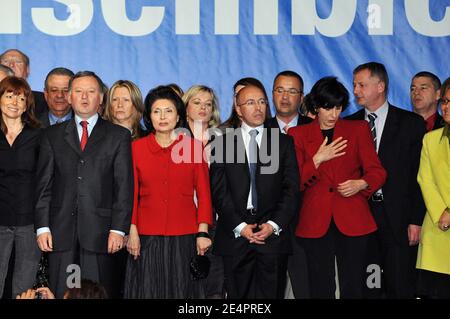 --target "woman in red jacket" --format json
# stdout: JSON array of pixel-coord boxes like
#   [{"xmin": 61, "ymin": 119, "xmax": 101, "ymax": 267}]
[
  {"xmin": 288, "ymin": 77, "xmax": 386, "ymax": 298},
  {"xmin": 124, "ymin": 86, "xmax": 213, "ymax": 298}
]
